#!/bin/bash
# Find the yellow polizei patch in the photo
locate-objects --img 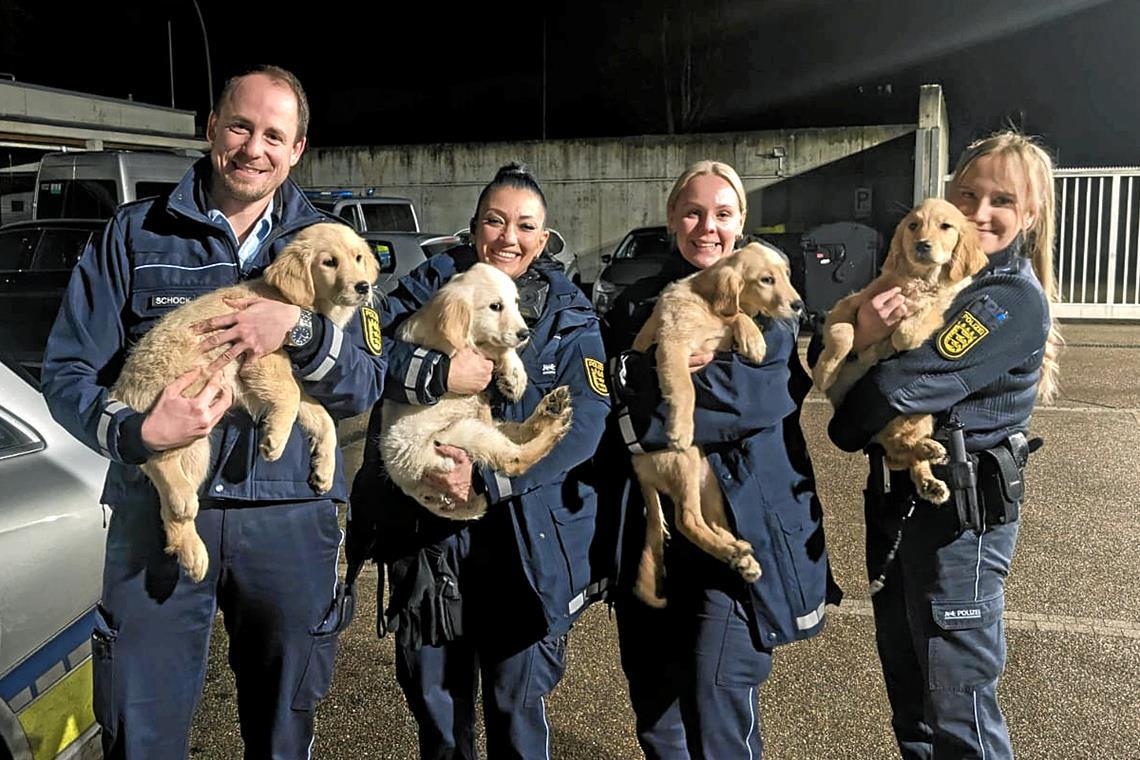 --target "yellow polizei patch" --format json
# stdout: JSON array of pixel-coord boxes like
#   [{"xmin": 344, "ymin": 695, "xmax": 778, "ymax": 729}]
[
  {"xmin": 937, "ymin": 310, "xmax": 990, "ymax": 359},
  {"xmin": 584, "ymin": 357, "xmax": 608, "ymax": 396},
  {"xmin": 18, "ymin": 658, "xmax": 96, "ymax": 760},
  {"xmin": 361, "ymin": 307, "xmax": 383, "ymax": 355}
]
